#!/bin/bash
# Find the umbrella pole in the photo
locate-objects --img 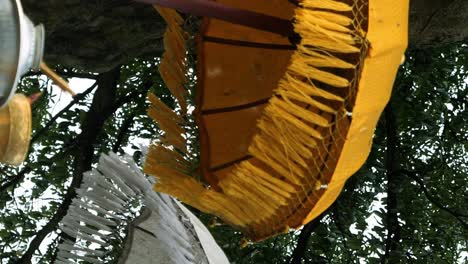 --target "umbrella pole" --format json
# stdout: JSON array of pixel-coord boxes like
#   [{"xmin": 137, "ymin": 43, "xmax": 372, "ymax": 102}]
[{"xmin": 135, "ymin": 0, "xmax": 295, "ymax": 38}]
